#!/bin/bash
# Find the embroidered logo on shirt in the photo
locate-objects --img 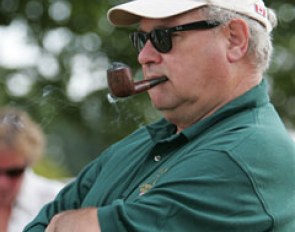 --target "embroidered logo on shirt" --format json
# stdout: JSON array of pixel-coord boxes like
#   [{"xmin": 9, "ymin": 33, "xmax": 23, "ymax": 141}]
[{"xmin": 139, "ymin": 168, "xmax": 168, "ymax": 196}]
